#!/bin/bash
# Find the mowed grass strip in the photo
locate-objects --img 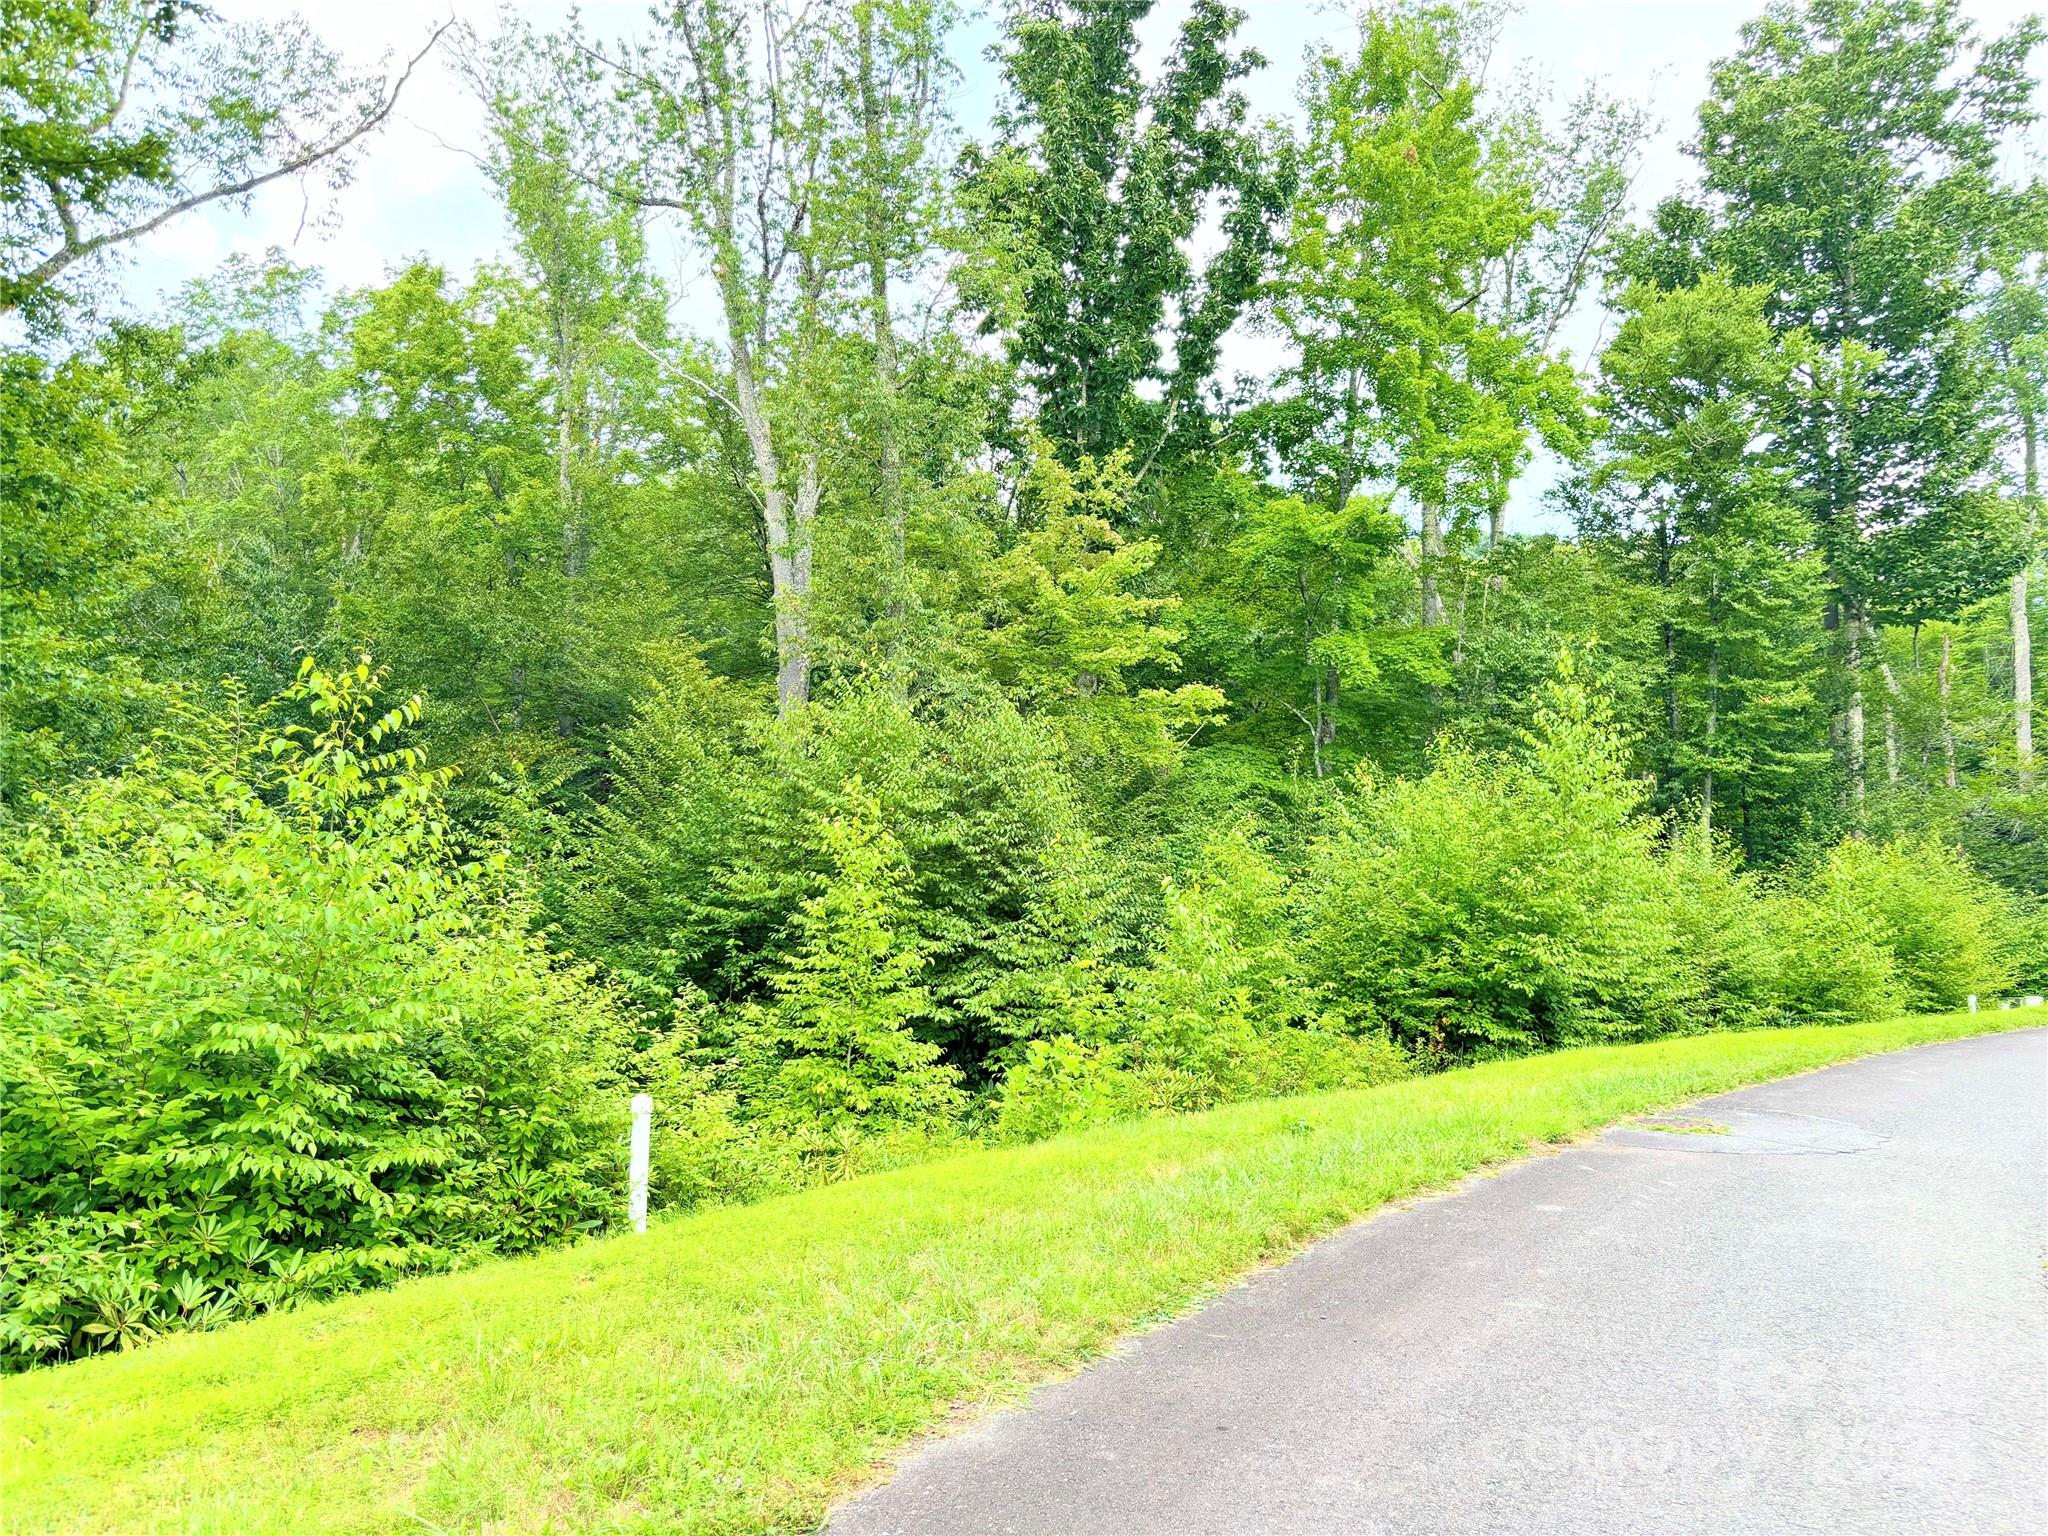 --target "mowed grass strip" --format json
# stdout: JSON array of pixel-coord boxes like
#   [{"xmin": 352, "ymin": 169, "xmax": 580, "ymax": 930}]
[{"xmin": 6, "ymin": 1007, "xmax": 2040, "ymax": 1535}]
